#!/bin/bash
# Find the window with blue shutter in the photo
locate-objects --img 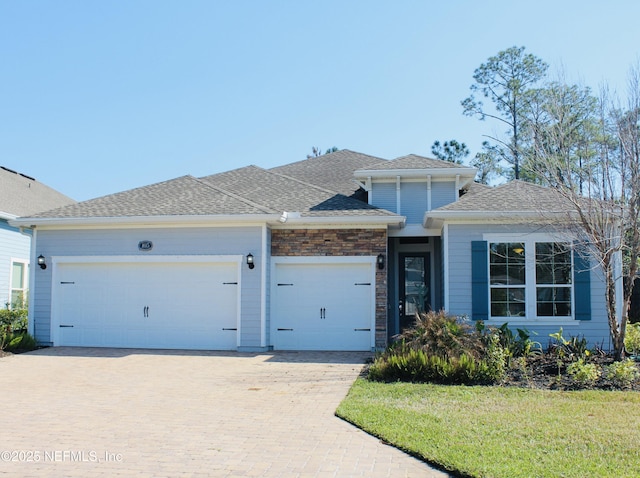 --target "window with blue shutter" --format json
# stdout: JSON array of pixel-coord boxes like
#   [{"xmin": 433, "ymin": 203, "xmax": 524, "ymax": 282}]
[
  {"xmin": 573, "ymin": 249, "xmax": 592, "ymax": 321},
  {"xmin": 471, "ymin": 241, "xmax": 489, "ymax": 320}
]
